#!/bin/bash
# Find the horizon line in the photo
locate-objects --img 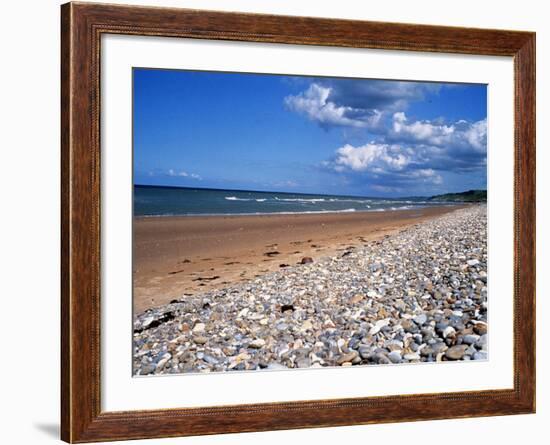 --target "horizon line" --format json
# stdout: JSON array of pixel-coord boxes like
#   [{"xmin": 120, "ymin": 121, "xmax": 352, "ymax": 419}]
[{"xmin": 134, "ymin": 183, "xmax": 486, "ymax": 200}]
